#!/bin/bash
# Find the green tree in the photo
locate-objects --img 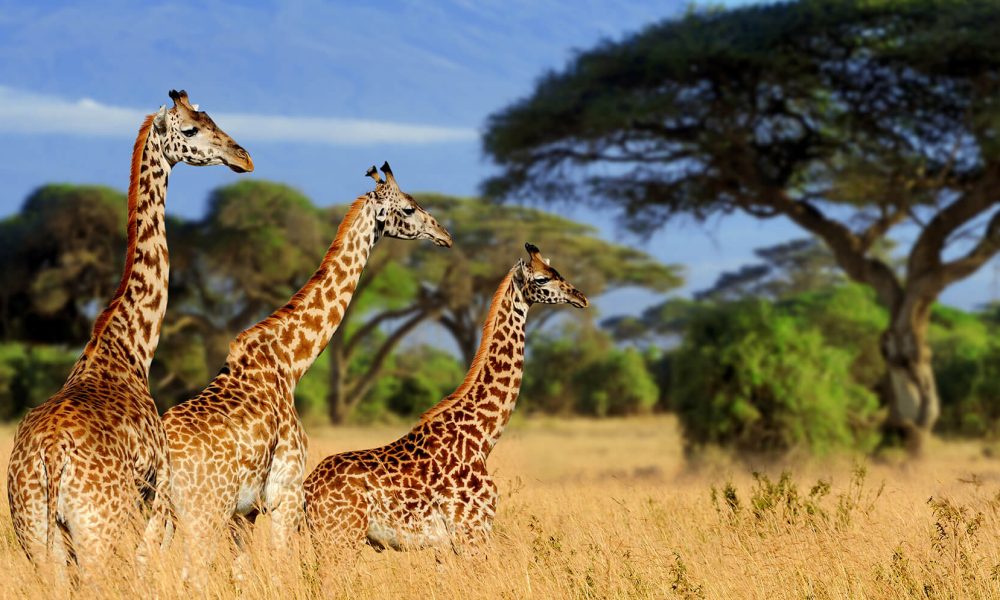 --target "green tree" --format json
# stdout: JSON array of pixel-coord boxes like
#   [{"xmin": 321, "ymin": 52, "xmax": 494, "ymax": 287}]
[
  {"xmin": 484, "ymin": 0, "xmax": 1000, "ymax": 452},
  {"xmin": 697, "ymin": 238, "xmax": 844, "ymax": 301},
  {"xmin": 152, "ymin": 181, "xmax": 333, "ymax": 405},
  {"xmin": 323, "ymin": 194, "xmax": 683, "ymax": 423},
  {"xmin": 0, "ymin": 184, "xmax": 126, "ymax": 344},
  {"xmin": 0, "ymin": 342, "xmax": 77, "ymax": 419}
]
